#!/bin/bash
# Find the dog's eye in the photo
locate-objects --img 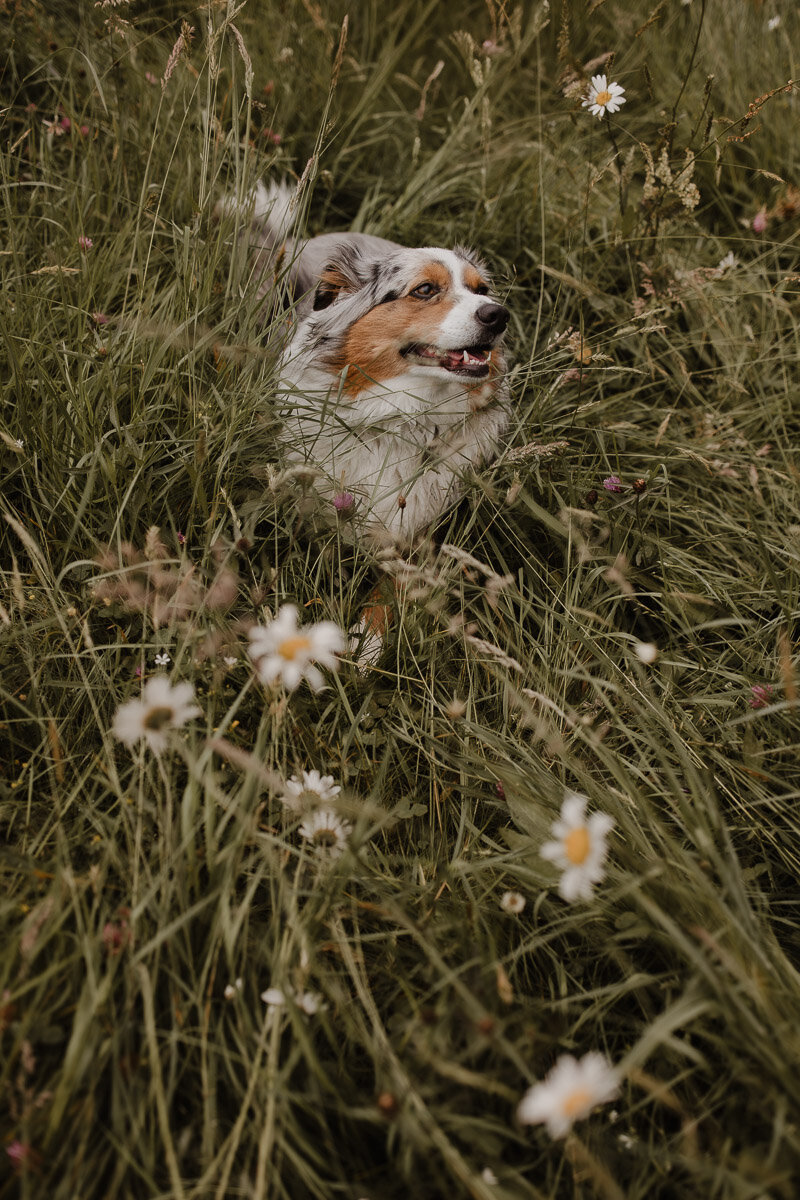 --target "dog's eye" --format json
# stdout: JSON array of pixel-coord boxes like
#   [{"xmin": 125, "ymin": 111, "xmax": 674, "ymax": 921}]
[
  {"xmin": 410, "ymin": 282, "xmax": 438, "ymax": 299},
  {"xmin": 474, "ymin": 285, "xmax": 489, "ymax": 296}
]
